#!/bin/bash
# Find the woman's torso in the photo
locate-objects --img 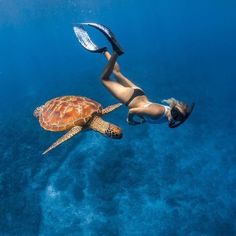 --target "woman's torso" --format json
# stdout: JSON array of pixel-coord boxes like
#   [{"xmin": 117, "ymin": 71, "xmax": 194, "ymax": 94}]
[{"xmin": 128, "ymin": 93, "xmax": 169, "ymax": 124}]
